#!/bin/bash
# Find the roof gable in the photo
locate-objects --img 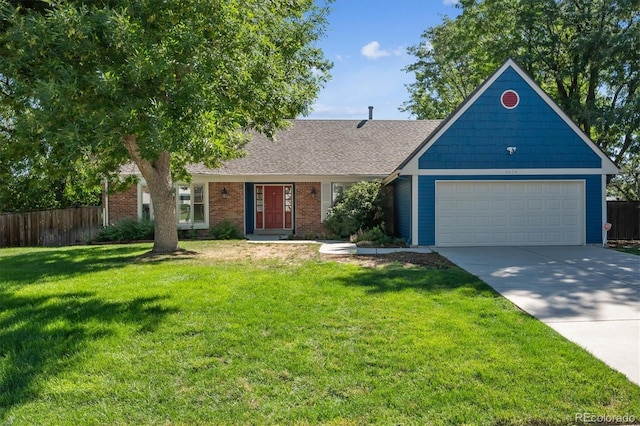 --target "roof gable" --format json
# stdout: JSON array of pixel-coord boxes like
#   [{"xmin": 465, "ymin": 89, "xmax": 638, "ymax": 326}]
[{"xmin": 397, "ymin": 59, "xmax": 619, "ymax": 175}]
